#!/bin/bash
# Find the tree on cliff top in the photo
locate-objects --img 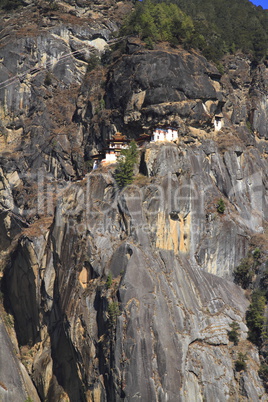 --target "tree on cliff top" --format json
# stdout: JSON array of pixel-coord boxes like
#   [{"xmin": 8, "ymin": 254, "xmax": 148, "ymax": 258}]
[
  {"xmin": 174, "ymin": 0, "xmax": 268, "ymax": 62},
  {"xmin": 121, "ymin": 0, "xmax": 194, "ymax": 46},
  {"xmin": 114, "ymin": 140, "xmax": 138, "ymax": 189},
  {"xmin": 122, "ymin": 0, "xmax": 268, "ymax": 62}
]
